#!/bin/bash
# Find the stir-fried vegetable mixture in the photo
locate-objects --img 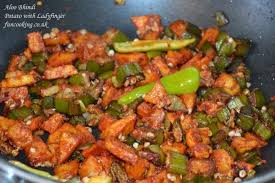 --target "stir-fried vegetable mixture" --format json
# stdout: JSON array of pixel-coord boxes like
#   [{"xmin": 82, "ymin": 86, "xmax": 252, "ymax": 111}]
[{"xmin": 0, "ymin": 14, "xmax": 274, "ymax": 183}]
